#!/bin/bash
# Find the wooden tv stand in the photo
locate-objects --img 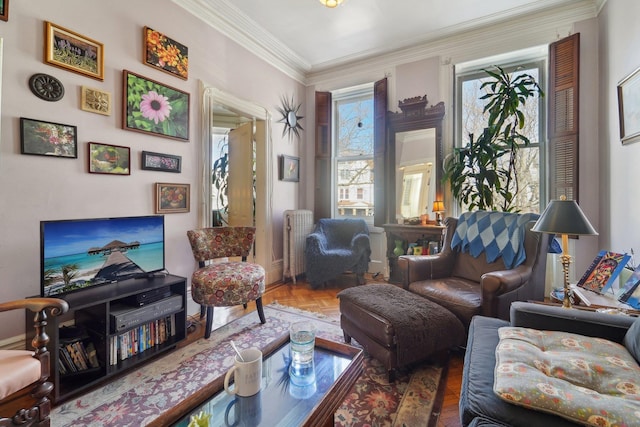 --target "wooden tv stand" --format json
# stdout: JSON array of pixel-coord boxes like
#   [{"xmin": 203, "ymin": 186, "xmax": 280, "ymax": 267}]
[{"xmin": 26, "ymin": 274, "xmax": 187, "ymax": 404}]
